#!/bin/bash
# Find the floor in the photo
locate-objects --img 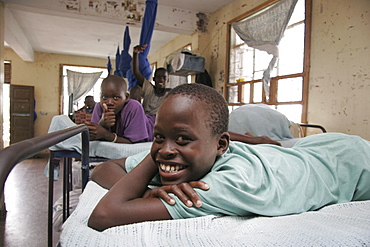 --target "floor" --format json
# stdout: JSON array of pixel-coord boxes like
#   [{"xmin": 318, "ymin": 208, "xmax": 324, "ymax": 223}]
[{"xmin": 0, "ymin": 158, "xmax": 63, "ymax": 247}]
